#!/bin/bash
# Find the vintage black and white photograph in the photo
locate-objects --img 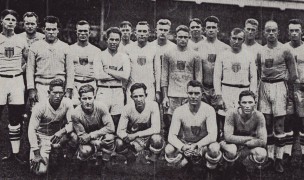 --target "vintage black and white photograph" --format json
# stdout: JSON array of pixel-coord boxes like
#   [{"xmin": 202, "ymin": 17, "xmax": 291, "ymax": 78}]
[{"xmin": 0, "ymin": 0, "xmax": 304, "ymax": 179}]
